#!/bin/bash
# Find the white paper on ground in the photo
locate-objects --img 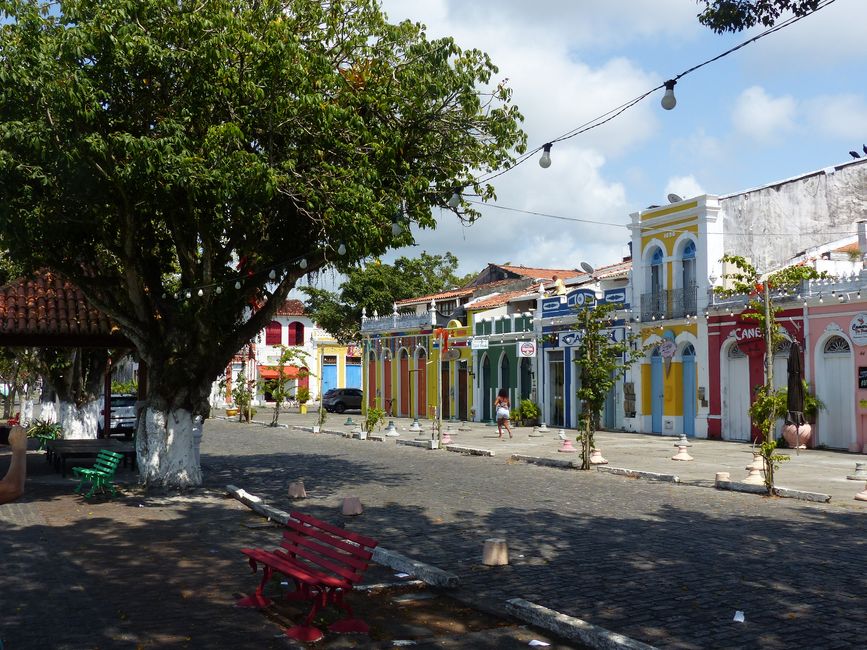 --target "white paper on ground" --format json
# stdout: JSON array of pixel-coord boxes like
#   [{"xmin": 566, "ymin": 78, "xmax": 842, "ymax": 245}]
[
  {"xmin": 529, "ymin": 641, "xmax": 551, "ymax": 647},
  {"xmin": 733, "ymin": 610, "xmax": 745, "ymax": 623},
  {"xmin": 394, "ymin": 572, "xmax": 411, "ymax": 578}
]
